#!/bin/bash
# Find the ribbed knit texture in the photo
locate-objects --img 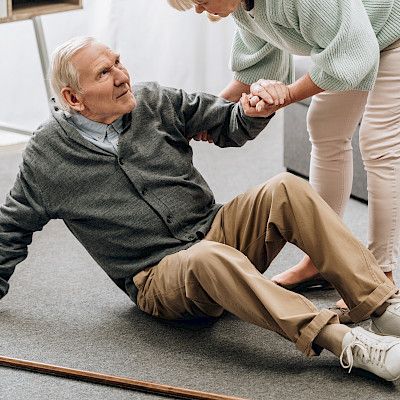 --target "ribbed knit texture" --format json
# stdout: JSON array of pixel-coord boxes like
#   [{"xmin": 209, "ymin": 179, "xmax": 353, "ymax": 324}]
[{"xmin": 231, "ymin": 0, "xmax": 400, "ymax": 91}]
